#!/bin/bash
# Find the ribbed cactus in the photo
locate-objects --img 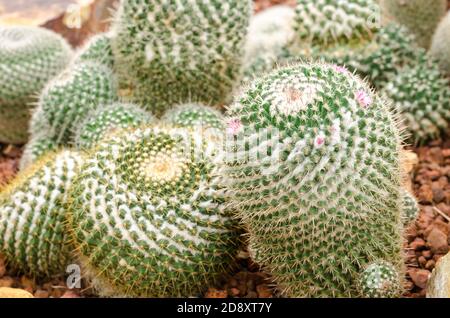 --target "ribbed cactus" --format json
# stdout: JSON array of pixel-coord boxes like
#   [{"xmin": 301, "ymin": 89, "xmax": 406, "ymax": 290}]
[
  {"xmin": 380, "ymin": 0, "xmax": 447, "ymax": 49},
  {"xmin": 68, "ymin": 127, "xmax": 242, "ymax": 297},
  {"xmin": 74, "ymin": 103, "xmax": 154, "ymax": 149},
  {"xmin": 19, "ymin": 133, "xmax": 58, "ymax": 170},
  {"xmin": 0, "ymin": 150, "xmax": 84, "ymax": 277},
  {"xmin": 382, "ymin": 54, "xmax": 450, "ymax": 144},
  {"xmin": 294, "ymin": 0, "xmax": 380, "ymax": 45},
  {"xmin": 0, "ymin": 26, "xmax": 72, "ymax": 144},
  {"xmin": 430, "ymin": 12, "xmax": 450, "ymax": 76},
  {"xmin": 73, "ymin": 33, "xmax": 115, "ymax": 68},
  {"xmin": 224, "ymin": 63, "xmax": 405, "ymax": 297},
  {"xmin": 111, "ymin": 0, "xmax": 251, "ymax": 115},
  {"xmin": 401, "ymin": 188, "xmax": 419, "ymax": 226},
  {"xmin": 34, "ymin": 61, "xmax": 118, "ymax": 145}
]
